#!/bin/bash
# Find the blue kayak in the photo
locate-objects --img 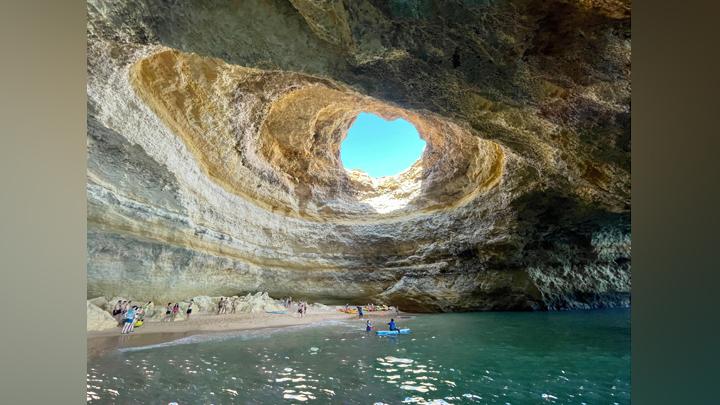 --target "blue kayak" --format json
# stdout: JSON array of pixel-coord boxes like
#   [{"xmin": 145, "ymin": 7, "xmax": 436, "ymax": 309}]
[{"xmin": 376, "ymin": 328, "xmax": 411, "ymax": 336}]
